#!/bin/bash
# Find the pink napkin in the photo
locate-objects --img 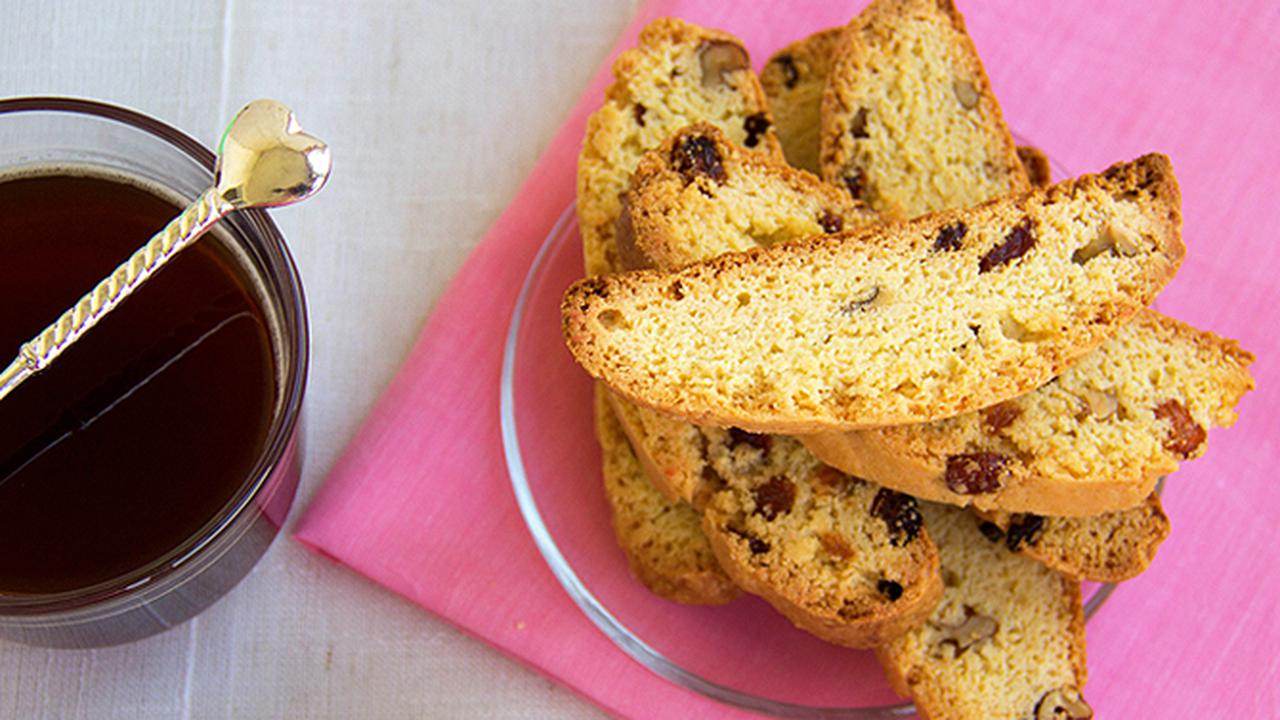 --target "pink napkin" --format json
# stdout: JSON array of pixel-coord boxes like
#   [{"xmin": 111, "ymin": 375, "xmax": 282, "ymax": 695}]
[{"xmin": 295, "ymin": 1, "xmax": 1280, "ymax": 717}]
